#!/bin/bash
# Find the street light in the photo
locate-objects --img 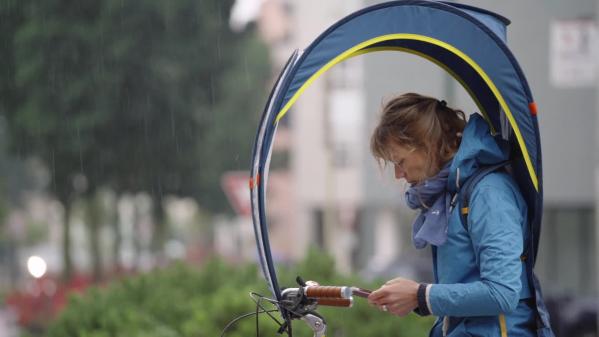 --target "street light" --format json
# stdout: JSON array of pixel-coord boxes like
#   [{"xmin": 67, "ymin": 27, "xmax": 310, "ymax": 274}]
[{"xmin": 27, "ymin": 255, "xmax": 47, "ymax": 279}]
